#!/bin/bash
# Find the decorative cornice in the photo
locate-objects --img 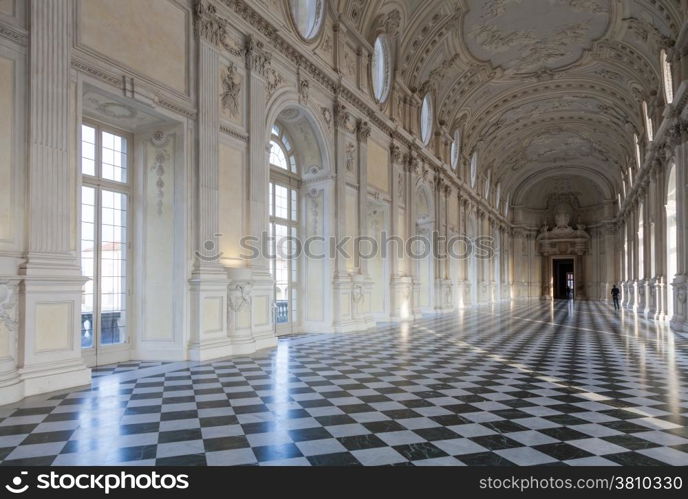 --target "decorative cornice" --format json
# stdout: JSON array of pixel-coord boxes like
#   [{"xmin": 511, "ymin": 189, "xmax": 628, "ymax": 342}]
[
  {"xmin": 219, "ymin": 124, "xmax": 248, "ymax": 142},
  {"xmin": 0, "ymin": 20, "xmax": 27, "ymax": 45},
  {"xmin": 71, "ymin": 58, "xmax": 122, "ymax": 87}
]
